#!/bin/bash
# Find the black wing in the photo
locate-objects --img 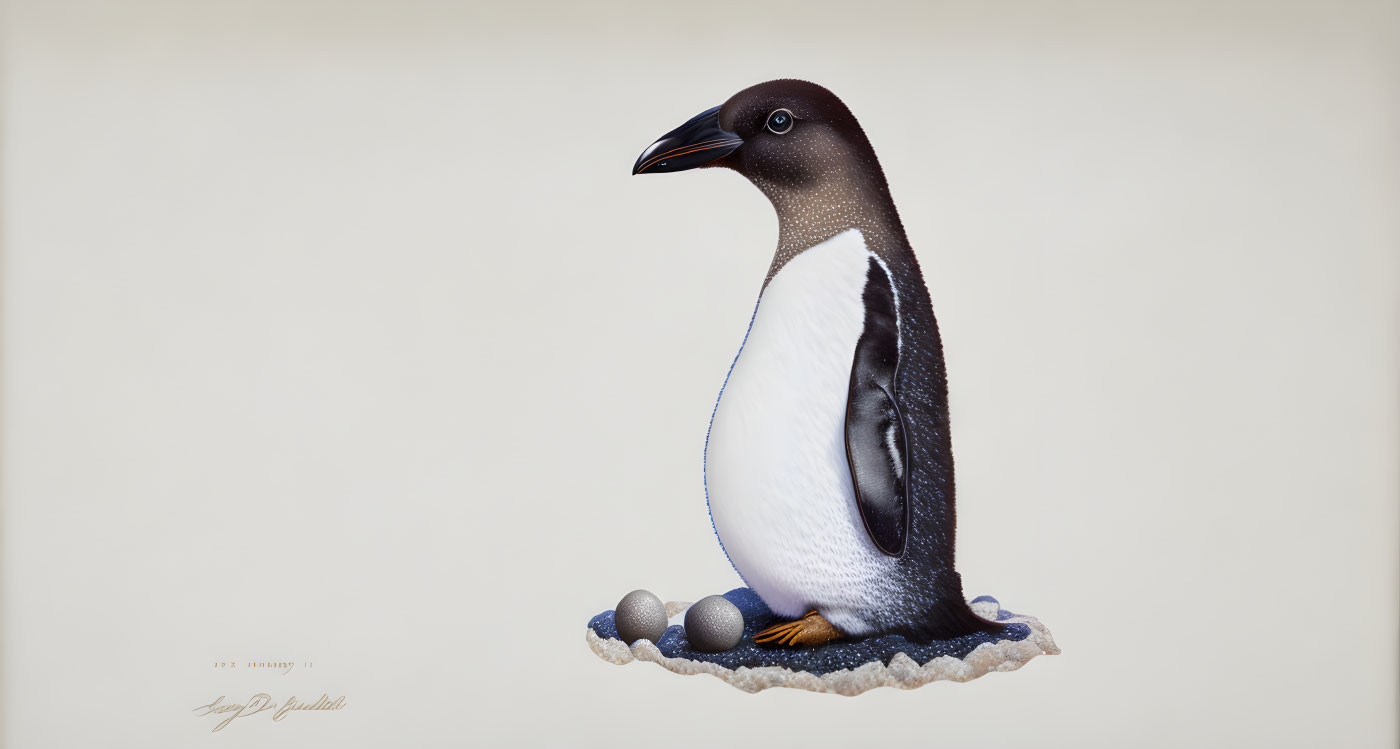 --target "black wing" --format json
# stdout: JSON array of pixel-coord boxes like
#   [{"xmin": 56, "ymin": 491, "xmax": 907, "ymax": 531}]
[{"xmin": 844, "ymin": 257, "xmax": 910, "ymax": 557}]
